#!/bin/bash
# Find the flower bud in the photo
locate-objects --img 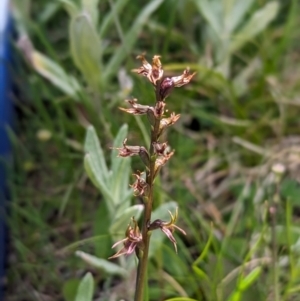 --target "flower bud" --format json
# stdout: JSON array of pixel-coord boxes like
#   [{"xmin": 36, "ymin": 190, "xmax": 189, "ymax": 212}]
[
  {"xmin": 159, "ymin": 77, "xmax": 174, "ymax": 100},
  {"xmin": 130, "ymin": 172, "xmax": 149, "ymax": 196},
  {"xmin": 152, "ymin": 142, "xmax": 168, "ymax": 156}
]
